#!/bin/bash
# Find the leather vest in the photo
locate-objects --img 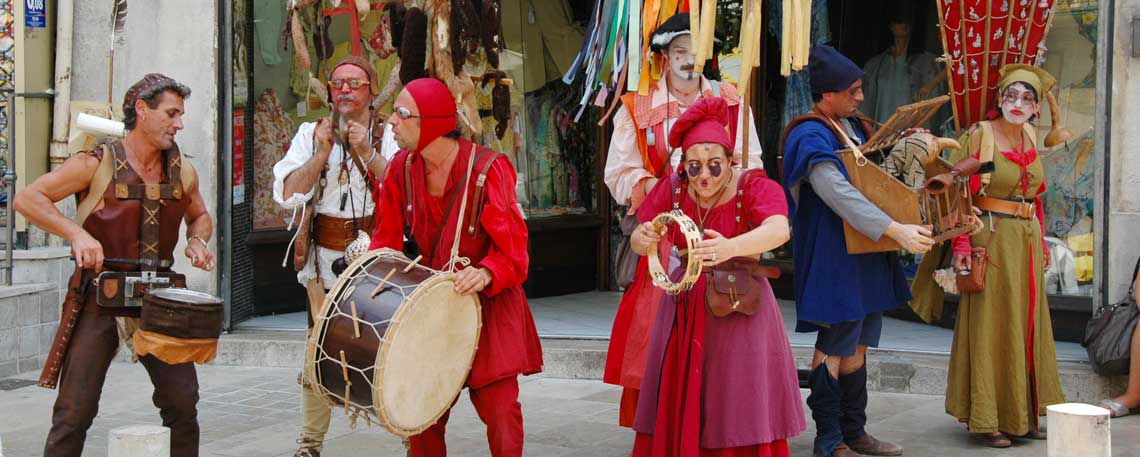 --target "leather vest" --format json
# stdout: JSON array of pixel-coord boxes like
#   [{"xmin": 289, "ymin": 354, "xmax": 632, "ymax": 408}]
[{"xmin": 81, "ymin": 140, "xmax": 189, "ymax": 314}]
